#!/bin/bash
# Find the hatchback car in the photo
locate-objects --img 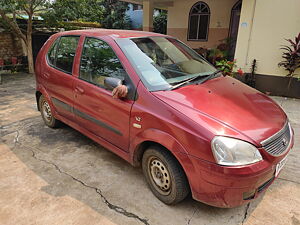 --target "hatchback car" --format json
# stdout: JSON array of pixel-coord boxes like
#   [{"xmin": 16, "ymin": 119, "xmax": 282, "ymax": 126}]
[{"xmin": 35, "ymin": 29, "xmax": 294, "ymax": 208}]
